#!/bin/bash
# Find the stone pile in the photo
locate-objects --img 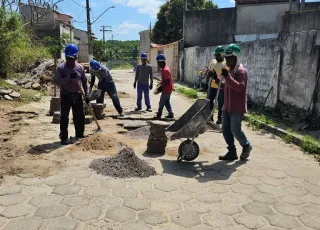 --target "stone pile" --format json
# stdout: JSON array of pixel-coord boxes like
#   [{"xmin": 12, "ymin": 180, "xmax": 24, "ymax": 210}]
[
  {"xmin": 0, "ymin": 88, "xmax": 21, "ymax": 101},
  {"xmin": 146, "ymin": 121, "xmax": 170, "ymax": 154},
  {"xmin": 90, "ymin": 103, "xmax": 105, "ymax": 120}
]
